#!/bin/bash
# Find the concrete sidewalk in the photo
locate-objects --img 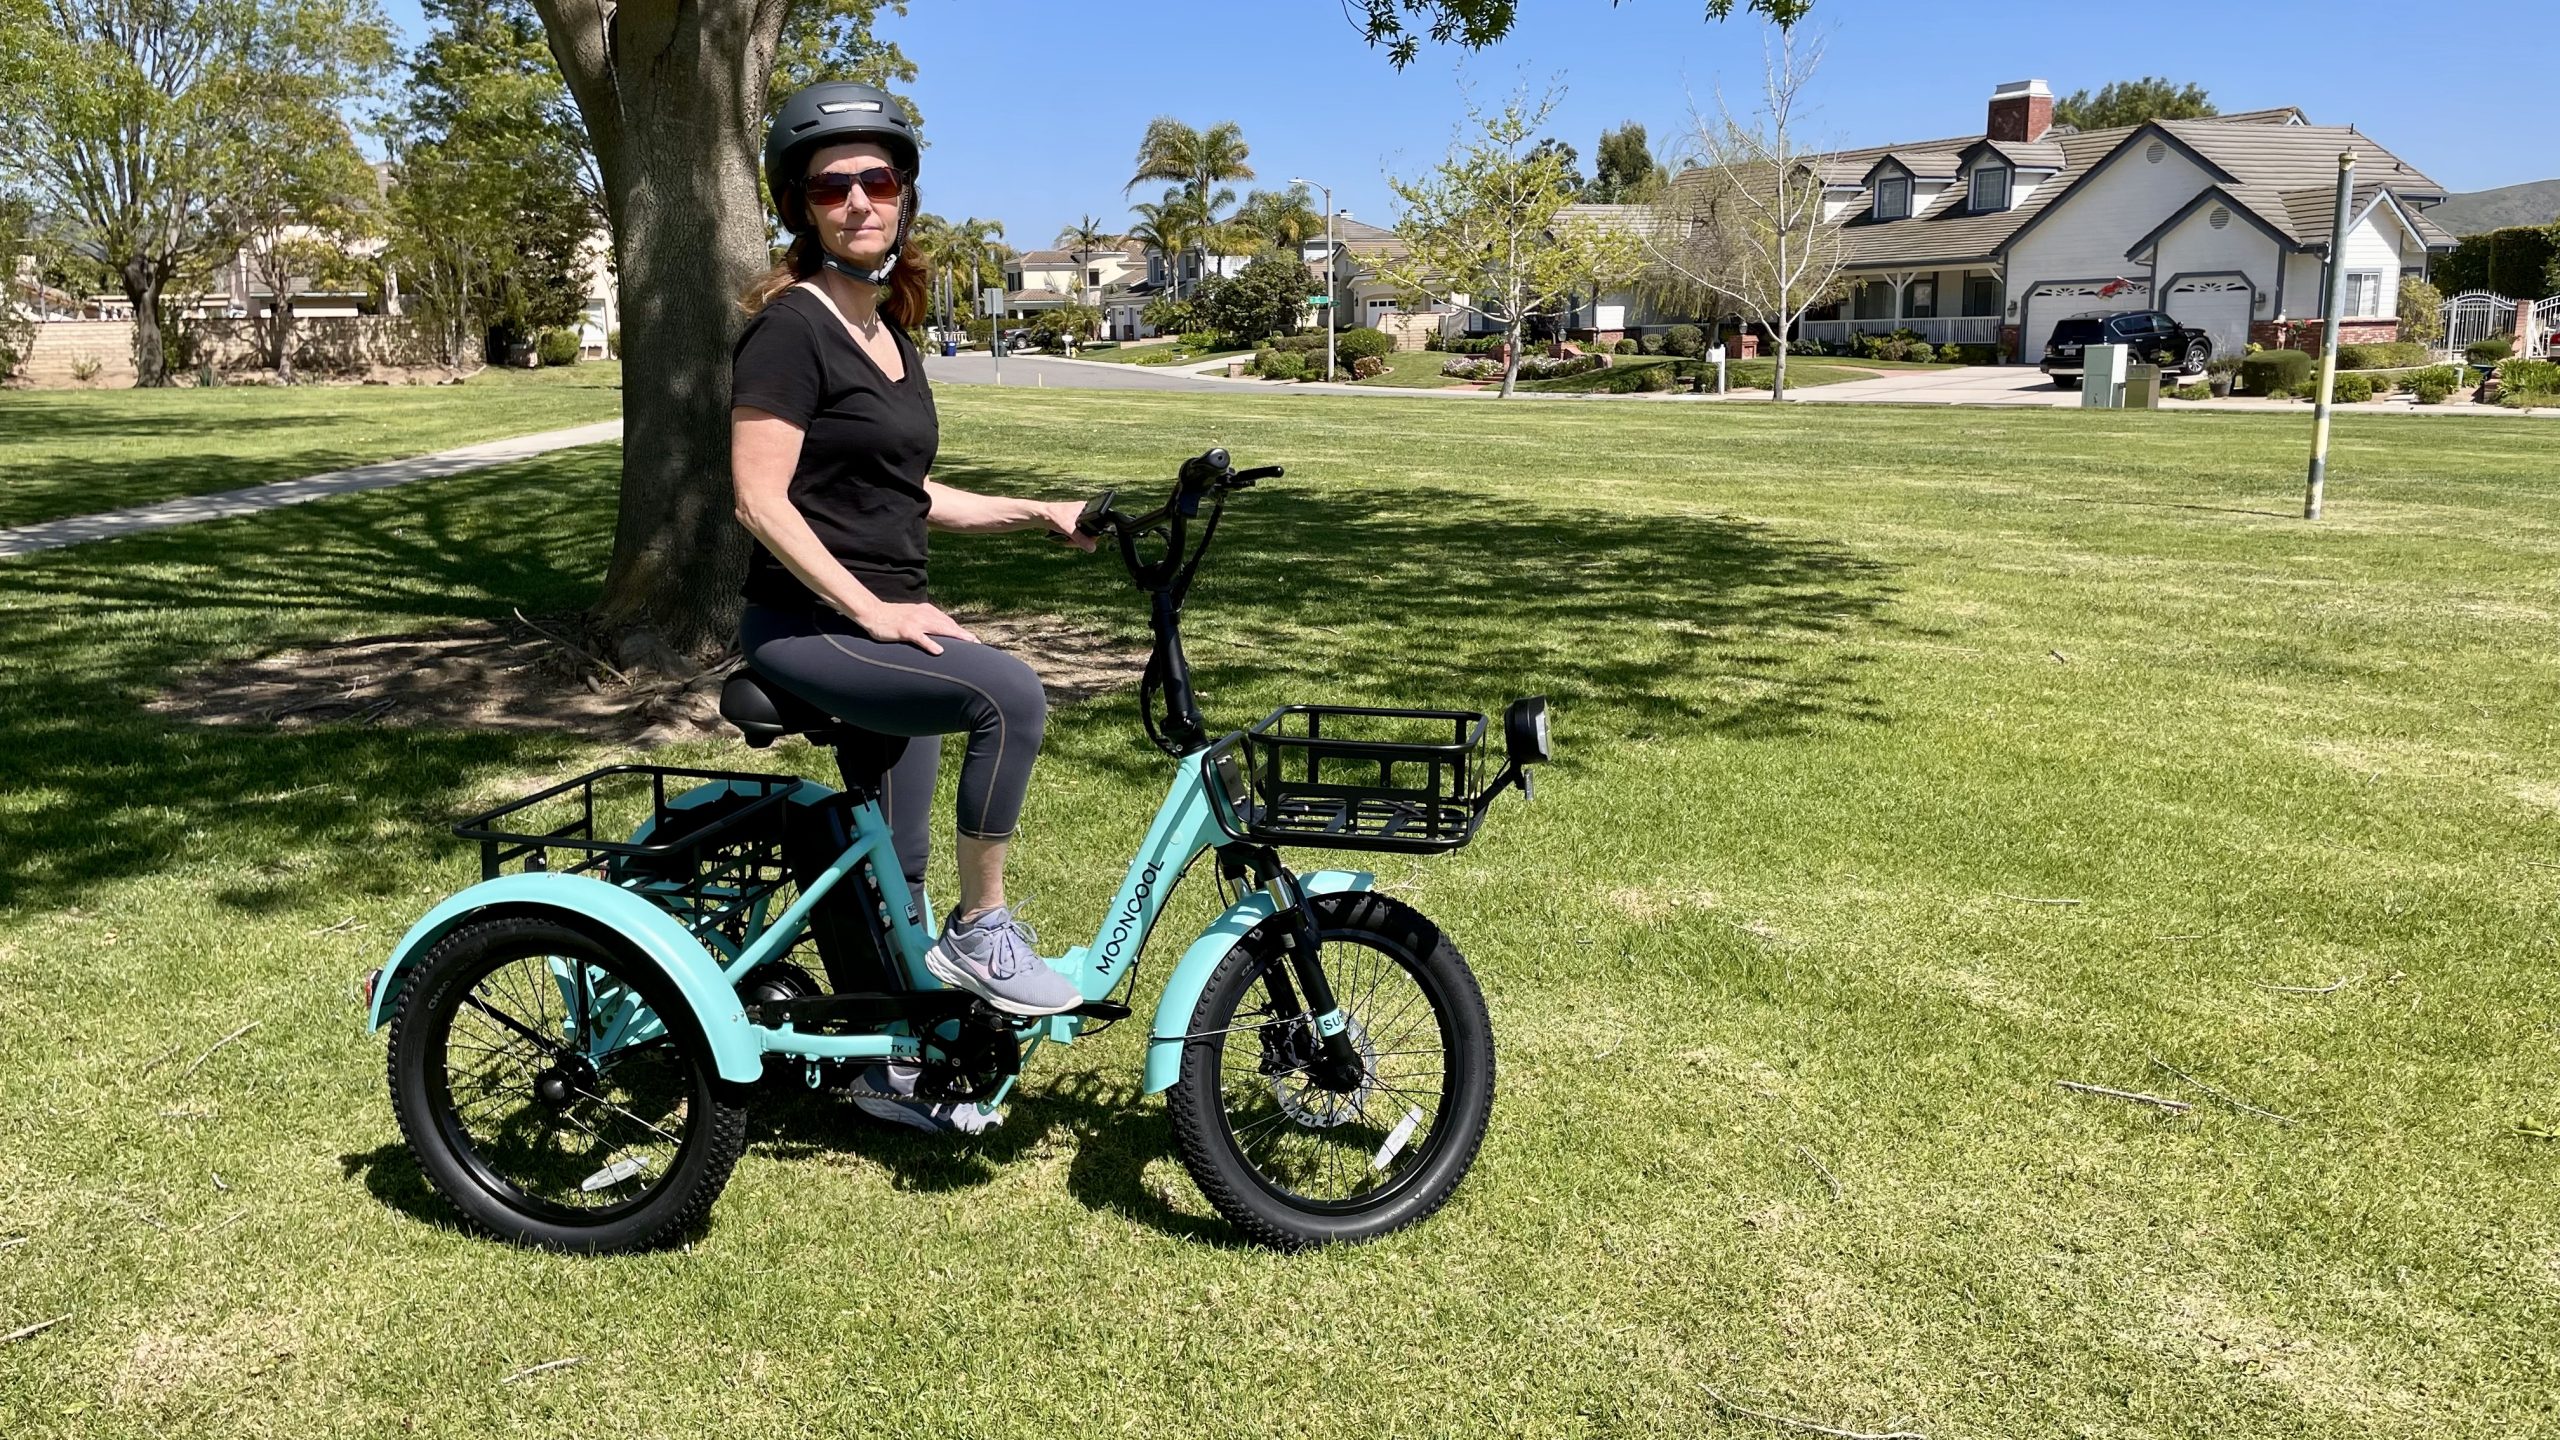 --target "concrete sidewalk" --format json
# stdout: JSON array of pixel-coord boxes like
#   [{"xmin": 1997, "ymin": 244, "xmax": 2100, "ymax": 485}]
[{"xmin": 0, "ymin": 419, "xmax": 625, "ymax": 559}]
